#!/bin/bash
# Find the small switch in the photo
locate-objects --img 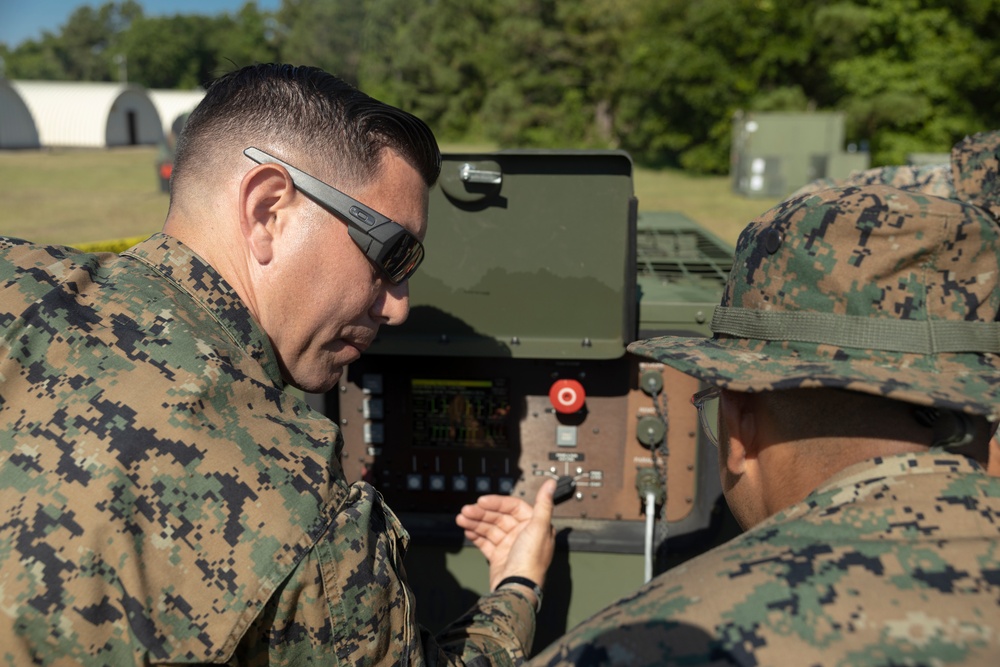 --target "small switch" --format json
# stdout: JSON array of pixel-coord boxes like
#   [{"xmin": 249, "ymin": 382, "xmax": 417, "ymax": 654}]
[
  {"xmin": 363, "ymin": 398, "xmax": 384, "ymax": 419},
  {"xmin": 363, "ymin": 422, "xmax": 384, "ymax": 444},
  {"xmin": 361, "ymin": 374, "xmax": 383, "ymax": 394}
]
